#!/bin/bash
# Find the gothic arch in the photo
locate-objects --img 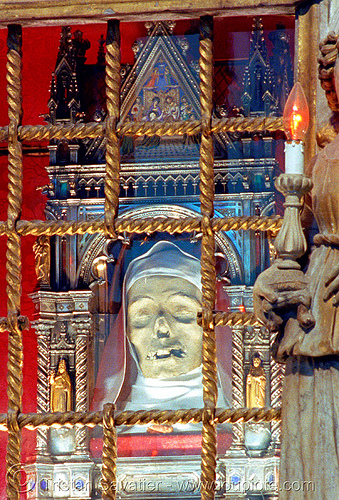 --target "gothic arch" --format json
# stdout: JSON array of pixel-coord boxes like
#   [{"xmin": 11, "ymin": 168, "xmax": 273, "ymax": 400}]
[{"xmin": 77, "ymin": 204, "xmax": 244, "ymax": 285}]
